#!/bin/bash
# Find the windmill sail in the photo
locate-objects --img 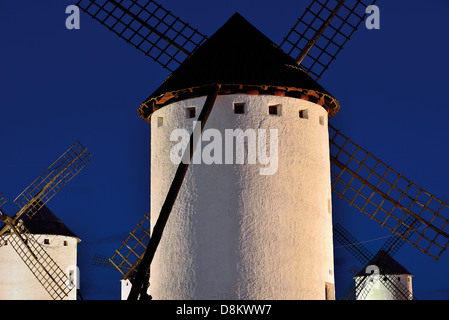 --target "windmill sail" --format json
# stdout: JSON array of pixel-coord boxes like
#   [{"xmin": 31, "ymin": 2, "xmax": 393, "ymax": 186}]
[
  {"xmin": 379, "ymin": 216, "xmax": 421, "ymax": 257},
  {"xmin": 280, "ymin": 0, "xmax": 377, "ymax": 81},
  {"xmin": 77, "ymin": 0, "xmax": 208, "ymax": 72},
  {"xmin": 12, "ymin": 142, "xmax": 92, "ymax": 223},
  {"xmin": 0, "ymin": 194, "xmax": 6, "ymax": 208},
  {"xmin": 333, "ymin": 222, "xmax": 372, "ymax": 265},
  {"xmin": 330, "ymin": 124, "xmax": 449, "ymax": 260},
  {"xmin": 104, "ymin": 211, "xmax": 151, "ymax": 279}
]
